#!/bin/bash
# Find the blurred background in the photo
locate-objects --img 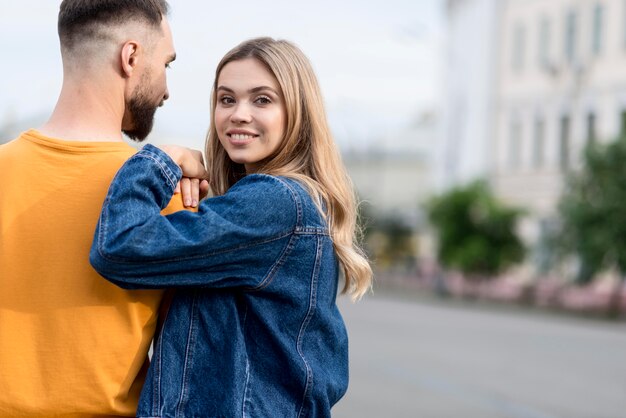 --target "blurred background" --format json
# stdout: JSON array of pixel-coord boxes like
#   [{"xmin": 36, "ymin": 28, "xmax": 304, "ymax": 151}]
[{"xmin": 2, "ymin": 0, "xmax": 626, "ymax": 417}]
